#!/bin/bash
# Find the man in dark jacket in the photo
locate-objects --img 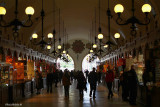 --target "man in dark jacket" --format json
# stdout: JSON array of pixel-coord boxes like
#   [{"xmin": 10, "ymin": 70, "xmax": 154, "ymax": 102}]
[
  {"xmin": 128, "ymin": 65, "xmax": 138, "ymax": 105},
  {"xmin": 54, "ymin": 69, "xmax": 59, "ymax": 87},
  {"xmin": 88, "ymin": 67, "xmax": 98, "ymax": 98},
  {"xmin": 84, "ymin": 70, "xmax": 89, "ymax": 80},
  {"xmin": 121, "ymin": 69, "xmax": 129, "ymax": 101},
  {"xmin": 47, "ymin": 70, "xmax": 53, "ymax": 93}
]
